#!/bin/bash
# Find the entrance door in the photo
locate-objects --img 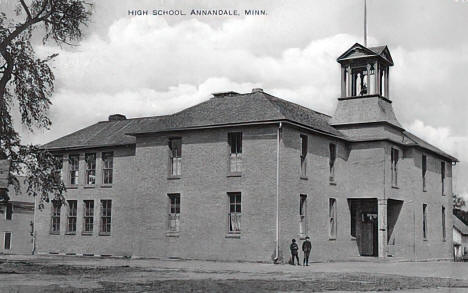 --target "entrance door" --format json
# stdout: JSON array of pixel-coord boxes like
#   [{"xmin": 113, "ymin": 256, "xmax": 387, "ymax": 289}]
[{"xmin": 359, "ymin": 212, "xmax": 378, "ymax": 256}]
